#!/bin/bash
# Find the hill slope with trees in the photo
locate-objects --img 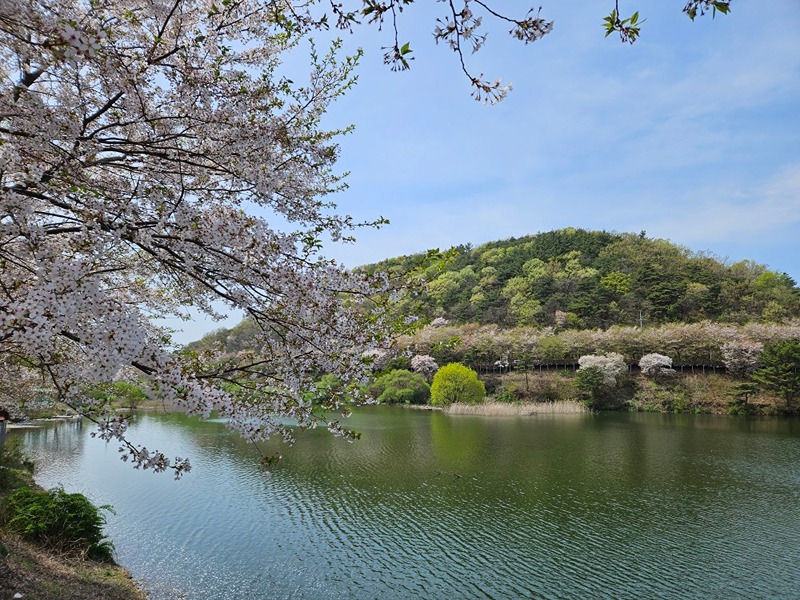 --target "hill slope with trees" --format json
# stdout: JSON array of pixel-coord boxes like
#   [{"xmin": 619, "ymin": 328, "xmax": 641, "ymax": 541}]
[{"xmin": 359, "ymin": 228, "xmax": 799, "ymax": 329}]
